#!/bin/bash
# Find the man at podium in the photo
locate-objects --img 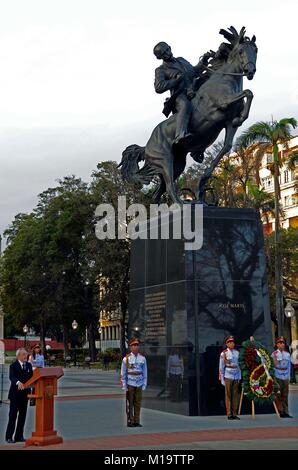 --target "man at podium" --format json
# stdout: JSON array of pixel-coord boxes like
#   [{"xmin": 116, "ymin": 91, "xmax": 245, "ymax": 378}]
[{"xmin": 5, "ymin": 348, "xmax": 33, "ymax": 443}]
